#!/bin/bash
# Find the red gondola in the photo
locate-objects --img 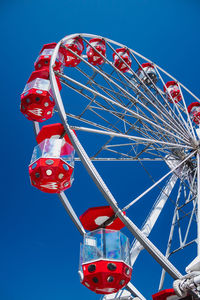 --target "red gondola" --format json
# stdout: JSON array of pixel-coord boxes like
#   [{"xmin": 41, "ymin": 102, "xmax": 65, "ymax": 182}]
[
  {"xmin": 20, "ymin": 69, "xmax": 61, "ymax": 122},
  {"xmin": 187, "ymin": 102, "xmax": 200, "ymax": 125},
  {"xmin": 79, "ymin": 206, "xmax": 131, "ymax": 294},
  {"xmin": 113, "ymin": 48, "xmax": 132, "ymax": 73},
  {"xmin": 152, "ymin": 288, "xmax": 191, "ymax": 299},
  {"xmin": 164, "ymin": 81, "xmax": 182, "ymax": 103},
  {"xmin": 86, "ymin": 38, "xmax": 106, "ymax": 66},
  {"xmin": 29, "ymin": 123, "xmax": 75, "ymax": 193},
  {"xmin": 61, "ymin": 37, "xmax": 84, "ymax": 67},
  {"xmin": 137, "ymin": 62, "xmax": 157, "ymax": 85},
  {"xmin": 34, "ymin": 42, "xmax": 64, "ymax": 72}
]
